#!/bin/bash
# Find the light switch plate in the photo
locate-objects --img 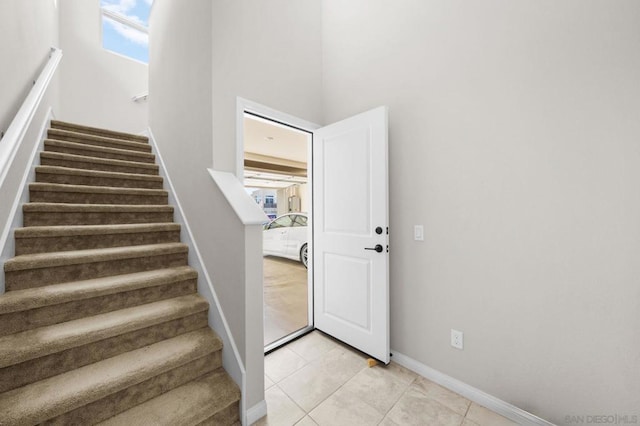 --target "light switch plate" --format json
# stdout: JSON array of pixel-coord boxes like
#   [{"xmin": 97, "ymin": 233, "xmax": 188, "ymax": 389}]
[{"xmin": 414, "ymin": 225, "xmax": 424, "ymax": 241}]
